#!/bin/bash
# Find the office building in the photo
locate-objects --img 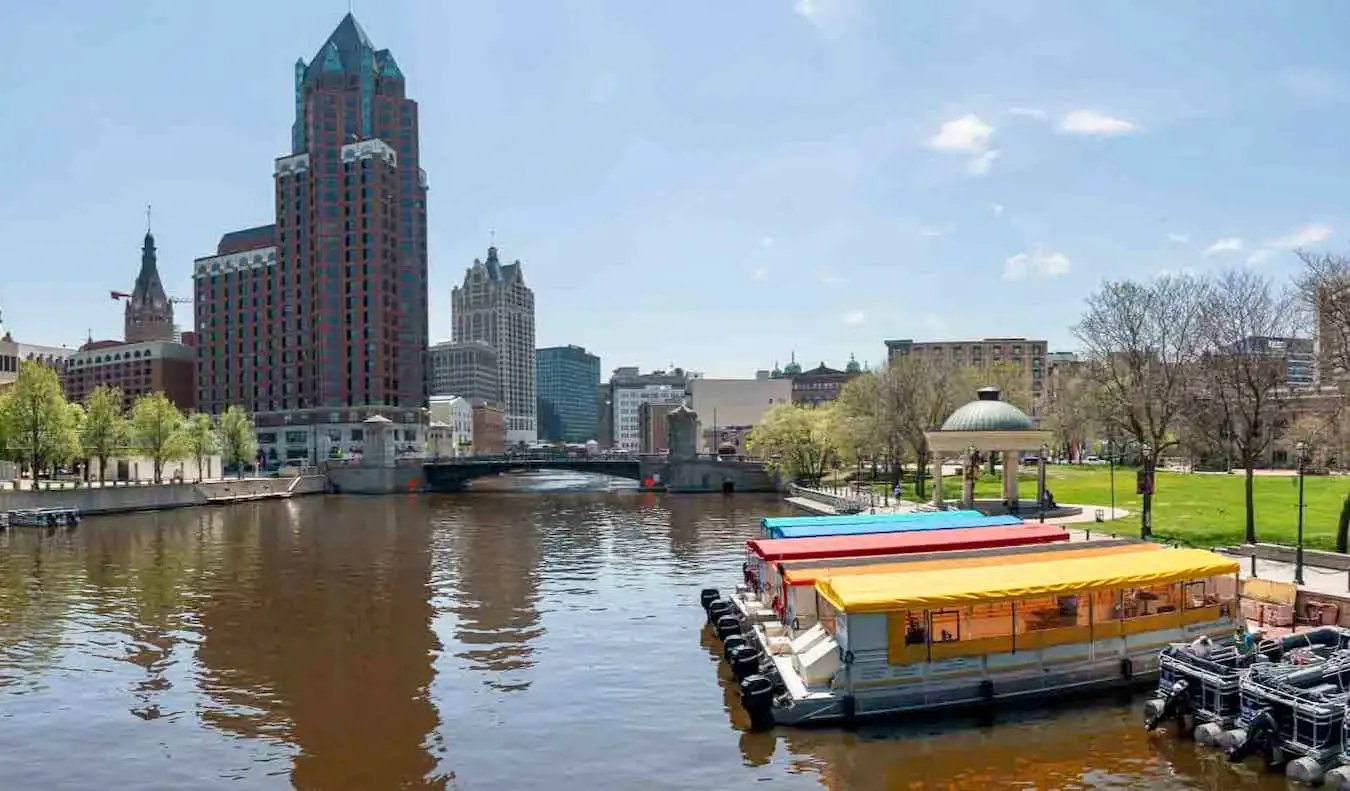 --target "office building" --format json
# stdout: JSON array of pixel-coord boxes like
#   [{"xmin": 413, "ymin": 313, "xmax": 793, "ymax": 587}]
[
  {"xmin": 194, "ymin": 13, "xmax": 429, "ymax": 458},
  {"xmin": 885, "ymin": 337, "xmax": 1047, "ymax": 412},
  {"xmin": 607, "ymin": 367, "xmax": 688, "ymax": 452},
  {"xmin": 1222, "ymin": 336, "xmax": 1316, "ymax": 389},
  {"xmin": 427, "ymin": 340, "xmax": 500, "ymax": 403},
  {"xmin": 536, "ymin": 345, "xmax": 600, "ymax": 443},
  {"xmin": 64, "ymin": 339, "xmax": 196, "ymax": 412},
  {"xmin": 687, "ymin": 377, "xmax": 792, "ymax": 453},
  {"xmin": 451, "ymin": 245, "xmax": 536, "ymax": 444}
]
